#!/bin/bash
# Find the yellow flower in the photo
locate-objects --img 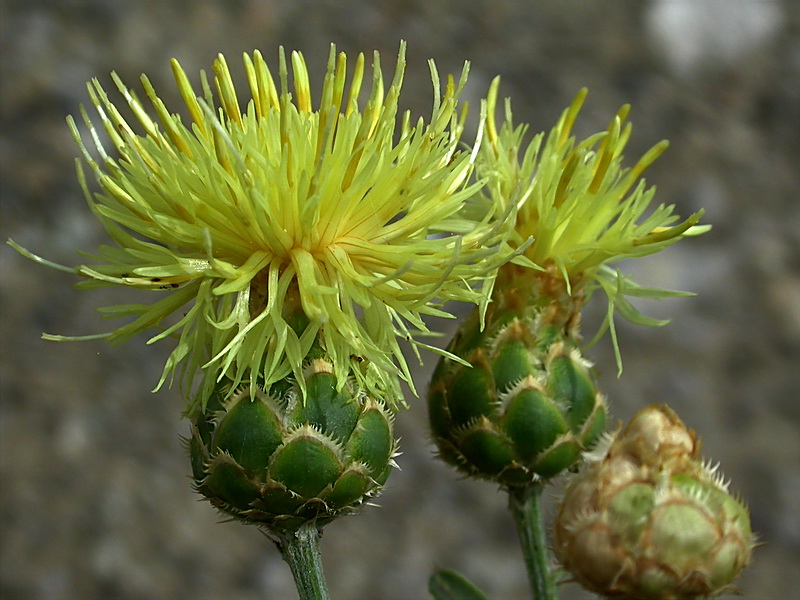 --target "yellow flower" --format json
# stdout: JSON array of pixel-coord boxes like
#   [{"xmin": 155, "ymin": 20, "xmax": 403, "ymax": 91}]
[
  {"xmin": 10, "ymin": 43, "xmax": 508, "ymax": 408},
  {"xmin": 473, "ymin": 79, "xmax": 710, "ymax": 369}
]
